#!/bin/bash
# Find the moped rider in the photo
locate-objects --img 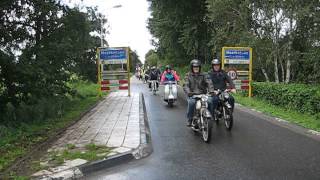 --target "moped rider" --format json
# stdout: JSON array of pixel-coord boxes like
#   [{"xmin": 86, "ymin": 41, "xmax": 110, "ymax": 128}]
[
  {"xmin": 160, "ymin": 65, "xmax": 180, "ymax": 83},
  {"xmin": 149, "ymin": 66, "xmax": 161, "ymax": 90}
]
